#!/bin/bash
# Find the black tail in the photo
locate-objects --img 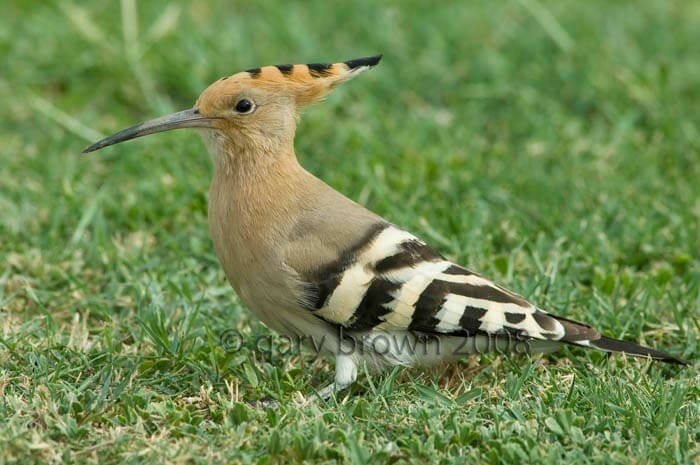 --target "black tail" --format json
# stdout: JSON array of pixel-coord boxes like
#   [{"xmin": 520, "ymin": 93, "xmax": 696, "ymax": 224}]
[
  {"xmin": 549, "ymin": 314, "xmax": 688, "ymax": 365},
  {"xmin": 587, "ymin": 336, "xmax": 687, "ymax": 365}
]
